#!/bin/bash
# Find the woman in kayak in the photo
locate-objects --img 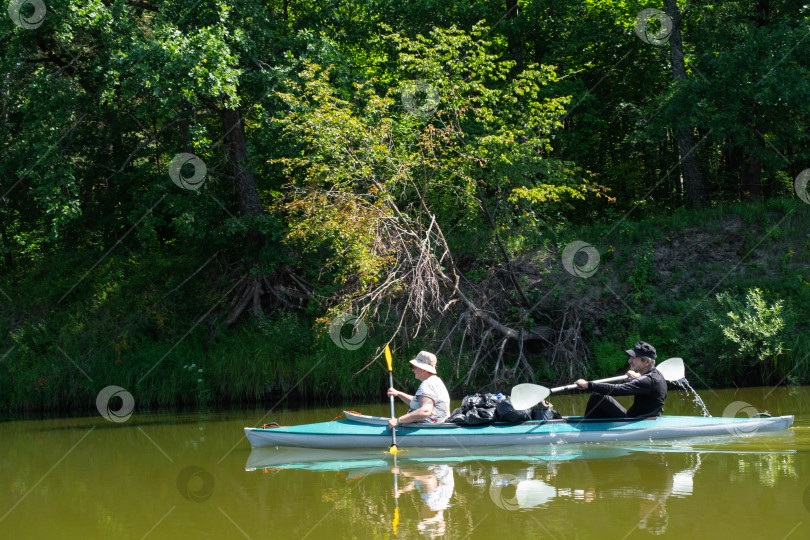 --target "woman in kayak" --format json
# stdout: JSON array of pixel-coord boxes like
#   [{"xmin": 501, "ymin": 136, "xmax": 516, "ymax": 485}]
[
  {"xmin": 388, "ymin": 351, "xmax": 451, "ymax": 427},
  {"xmin": 392, "ymin": 463, "xmax": 454, "ymax": 537},
  {"xmin": 574, "ymin": 341, "xmax": 667, "ymax": 419}
]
